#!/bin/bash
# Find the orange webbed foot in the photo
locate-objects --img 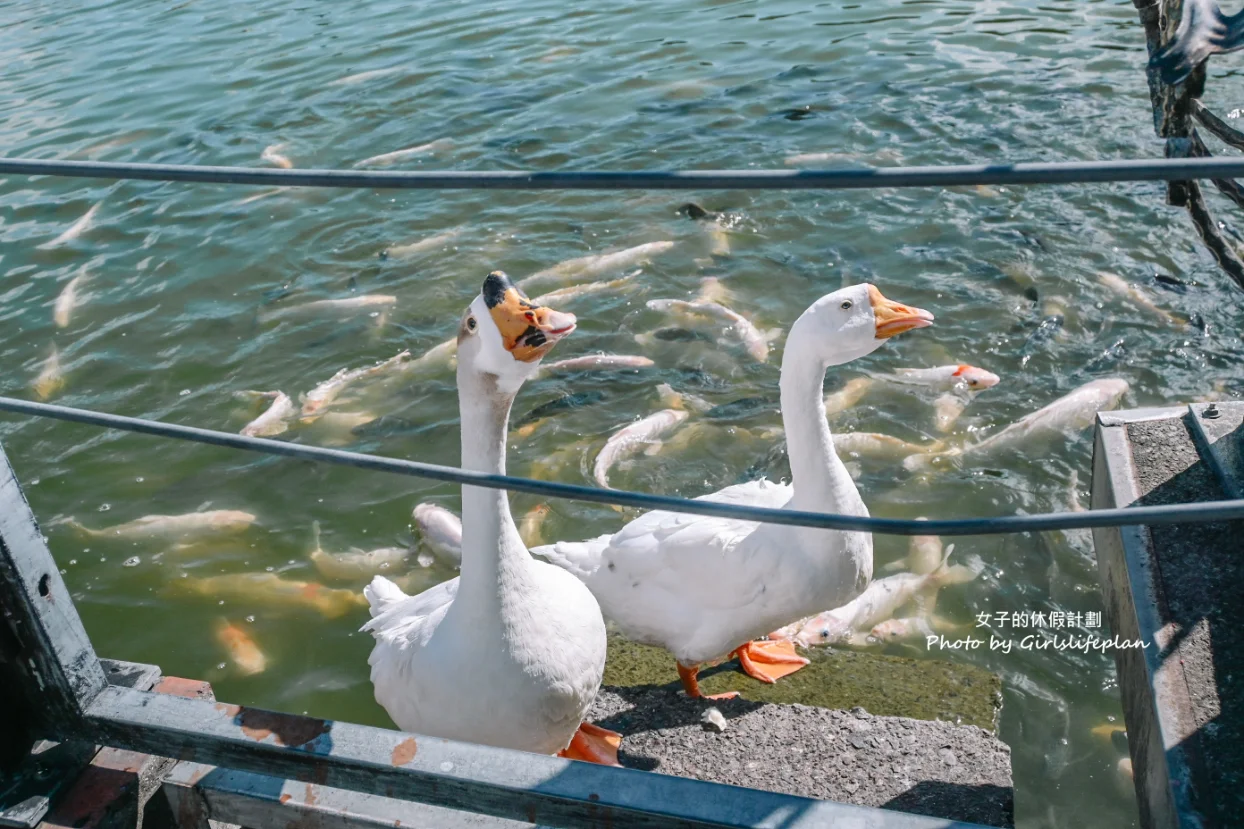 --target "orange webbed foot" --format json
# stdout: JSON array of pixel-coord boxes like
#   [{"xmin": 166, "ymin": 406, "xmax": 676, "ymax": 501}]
[
  {"xmin": 677, "ymin": 661, "xmax": 740, "ymax": 700},
  {"xmin": 558, "ymin": 721, "xmax": 623, "ymax": 766},
  {"xmin": 732, "ymin": 639, "xmax": 810, "ymax": 684}
]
